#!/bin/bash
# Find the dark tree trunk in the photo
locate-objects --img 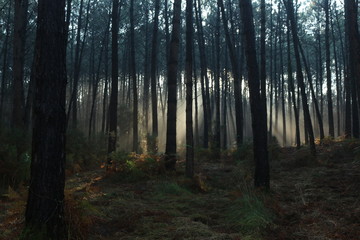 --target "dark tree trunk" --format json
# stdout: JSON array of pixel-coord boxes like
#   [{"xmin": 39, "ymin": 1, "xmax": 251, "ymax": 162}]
[
  {"xmin": 107, "ymin": 0, "xmax": 120, "ymax": 162},
  {"xmin": 150, "ymin": 0, "xmax": 160, "ymax": 152},
  {"xmin": 185, "ymin": 0, "xmax": 194, "ymax": 178},
  {"xmin": 0, "ymin": 1, "xmax": 12, "ymax": 124},
  {"xmin": 67, "ymin": 0, "xmax": 90, "ymax": 129},
  {"xmin": 23, "ymin": 0, "xmax": 67, "ymax": 238},
  {"xmin": 324, "ymin": 0, "xmax": 334, "ymax": 137},
  {"xmin": 285, "ymin": 0, "xmax": 316, "ymax": 155},
  {"xmin": 12, "ymin": 0, "xmax": 28, "ymax": 130},
  {"xmin": 213, "ymin": 6, "xmax": 221, "ymax": 157},
  {"xmin": 286, "ymin": 18, "xmax": 300, "ymax": 148},
  {"xmin": 165, "ymin": 0, "xmax": 181, "ymax": 170},
  {"xmin": 299, "ymin": 43, "xmax": 325, "ymax": 140},
  {"xmin": 194, "ymin": 0, "xmax": 210, "ymax": 148},
  {"xmin": 130, "ymin": 0, "xmax": 138, "ymax": 152},
  {"xmin": 219, "ymin": 0, "xmax": 244, "ymax": 147},
  {"xmin": 143, "ymin": 3, "xmax": 150, "ymax": 134},
  {"xmin": 89, "ymin": 17, "xmax": 110, "ymax": 138},
  {"xmin": 345, "ymin": 0, "xmax": 360, "ymax": 138},
  {"xmin": 239, "ymin": 0, "xmax": 269, "ymax": 189}
]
